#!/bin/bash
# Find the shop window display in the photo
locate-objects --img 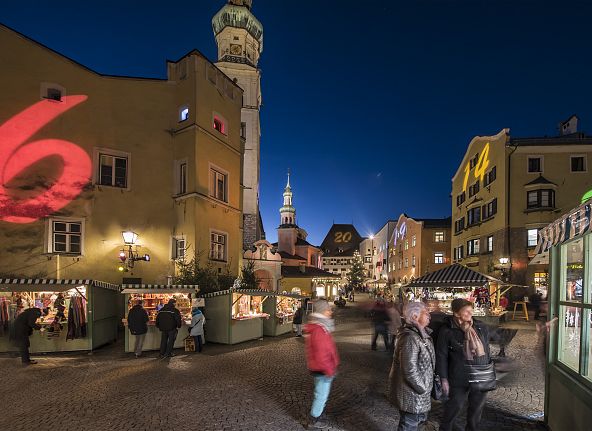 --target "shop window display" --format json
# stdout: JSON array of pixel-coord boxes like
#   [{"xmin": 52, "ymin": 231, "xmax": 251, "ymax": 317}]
[
  {"xmin": 562, "ymin": 238, "xmax": 584, "ymax": 302},
  {"xmin": 276, "ymin": 297, "xmax": 301, "ymax": 325},
  {"xmin": 559, "ymin": 305, "xmax": 582, "ymax": 372}
]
